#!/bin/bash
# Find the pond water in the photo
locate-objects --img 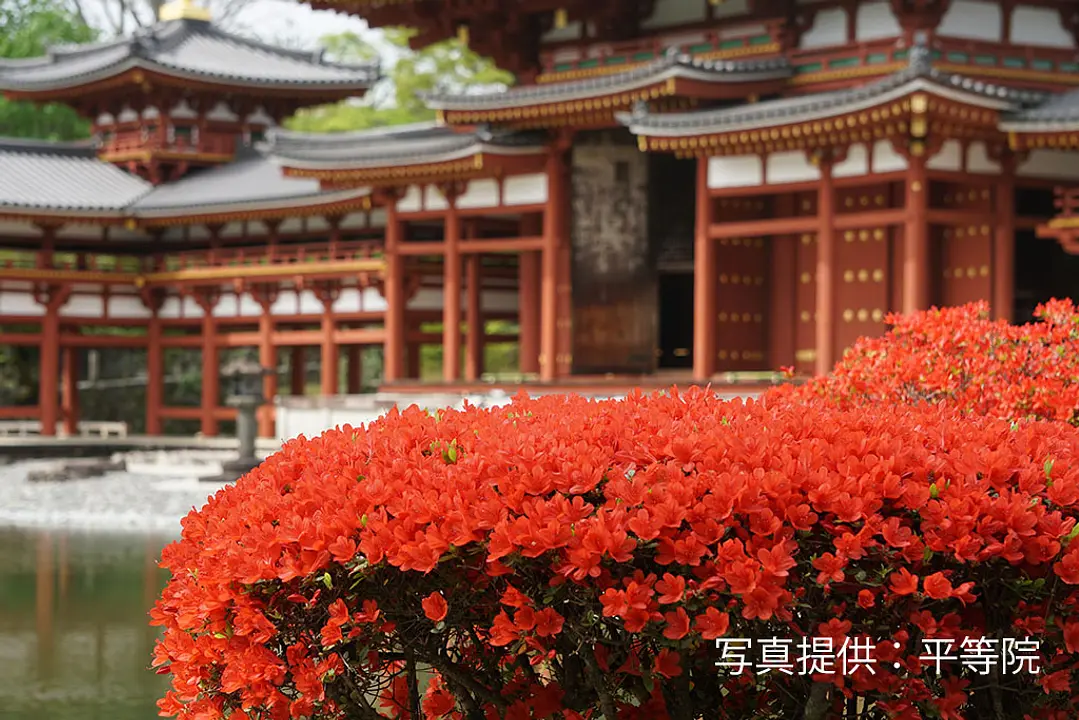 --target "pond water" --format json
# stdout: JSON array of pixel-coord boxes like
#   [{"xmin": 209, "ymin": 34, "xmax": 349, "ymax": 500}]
[
  {"xmin": 0, "ymin": 528, "xmax": 171, "ymax": 720},
  {"xmin": 0, "ymin": 463, "xmax": 224, "ymax": 720}
]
